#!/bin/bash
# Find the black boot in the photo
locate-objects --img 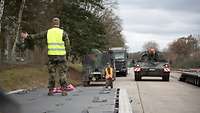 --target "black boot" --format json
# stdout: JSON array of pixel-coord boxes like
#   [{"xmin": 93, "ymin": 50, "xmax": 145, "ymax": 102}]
[
  {"xmin": 48, "ymin": 88, "xmax": 54, "ymax": 96},
  {"xmin": 60, "ymin": 82, "xmax": 68, "ymax": 96},
  {"xmin": 61, "ymin": 87, "xmax": 68, "ymax": 96}
]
